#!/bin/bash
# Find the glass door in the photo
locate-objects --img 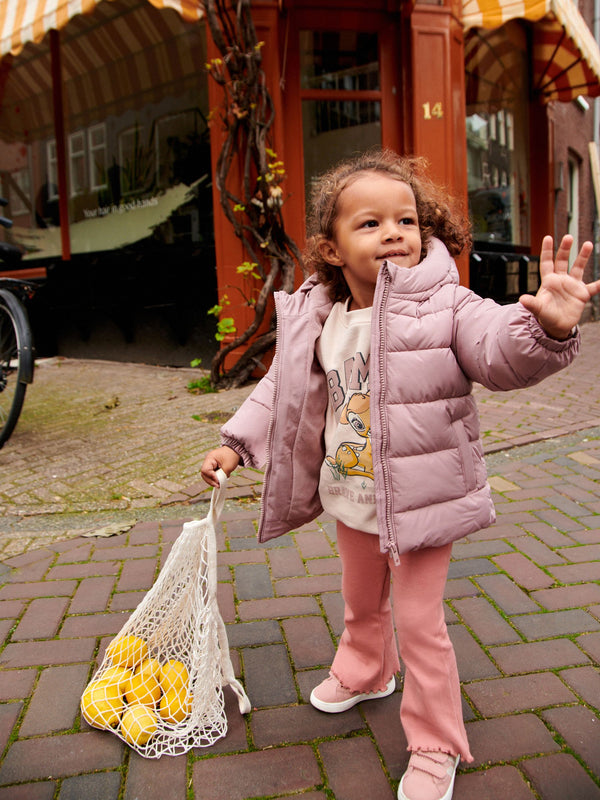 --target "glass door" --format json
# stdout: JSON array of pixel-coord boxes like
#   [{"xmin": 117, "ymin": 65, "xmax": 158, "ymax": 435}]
[{"xmin": 299, "ymin": 30, "xmax": 383, "ymax": 200}]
